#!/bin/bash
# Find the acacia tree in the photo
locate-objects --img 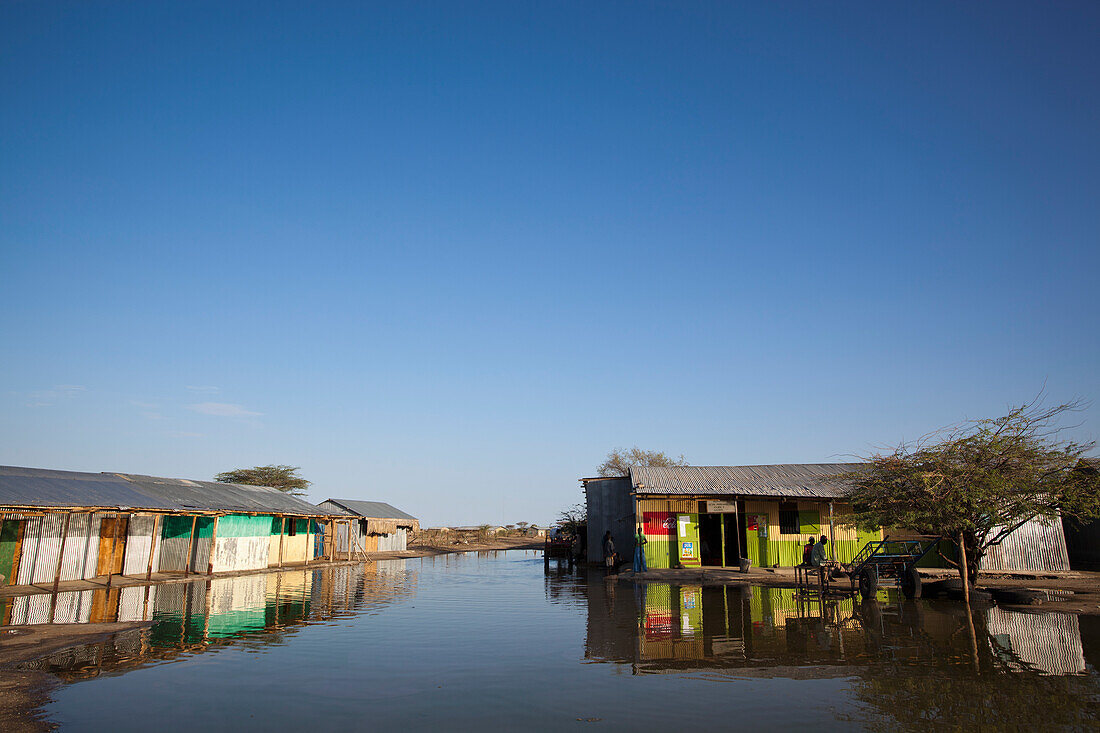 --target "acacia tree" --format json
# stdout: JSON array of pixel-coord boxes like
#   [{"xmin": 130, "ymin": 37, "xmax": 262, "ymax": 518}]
[
  {"xmin": 557, "ymin": 502, "xmax": 586, "ymax": 534},
  {"xmin": 597, "ymin": 446, "xmax": 687, "ymax": 477},
  {"xmin": 841, "ymin": 399, "xmax": 1100, "ymax": 591},
  {"xmin": 215, "ymin": 465, "xmax": 311, "ymax": 496}
]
